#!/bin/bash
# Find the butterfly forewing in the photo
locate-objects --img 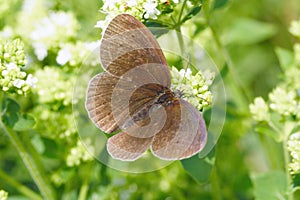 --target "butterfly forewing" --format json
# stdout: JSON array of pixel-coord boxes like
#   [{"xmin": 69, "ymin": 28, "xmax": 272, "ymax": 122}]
[{"xmin": 100, "ymin": 14, "xmax": 171, "ymax": 87}]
